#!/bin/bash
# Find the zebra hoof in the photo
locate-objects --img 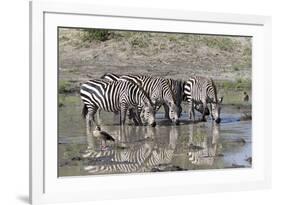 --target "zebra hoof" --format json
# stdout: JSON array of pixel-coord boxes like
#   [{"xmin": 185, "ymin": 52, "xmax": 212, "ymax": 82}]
[{"xmin": 215, "ymin": 118, "xmax": 221, "ymax": 124}]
